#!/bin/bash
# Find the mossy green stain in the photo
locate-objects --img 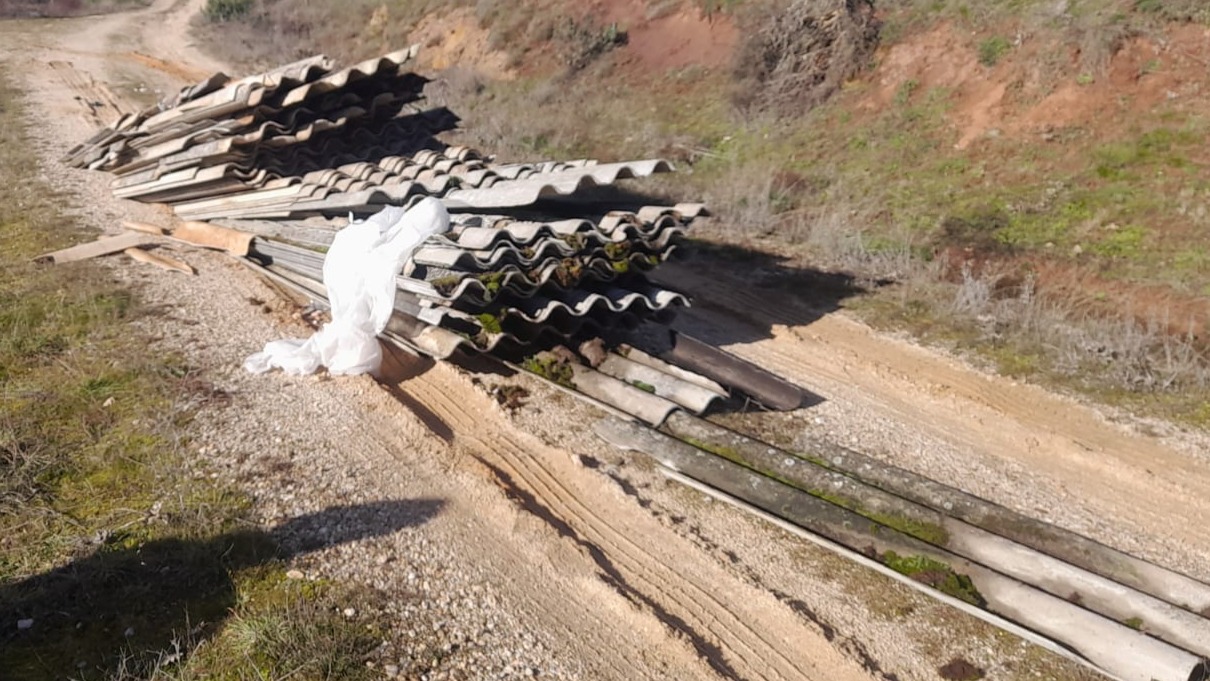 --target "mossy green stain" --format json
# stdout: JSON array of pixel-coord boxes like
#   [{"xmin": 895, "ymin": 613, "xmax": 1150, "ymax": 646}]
[
  {"xmin": 883, "ymin": 551, "xmax": 984, "ymax": 606},
  {"xmin": 867, "ymin": 511, "xmax": 950, "ymax": 546},
  {"xmin": 679, "ymin": 436, "xmax": 949, "ymax": 546},
  {"xmin": 630, "ymin": 380, "xmax": 656, "ymax": 393},
  {"xmin": 430, "ymin": 275, "xmax": 461, "ymax": 295}
]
